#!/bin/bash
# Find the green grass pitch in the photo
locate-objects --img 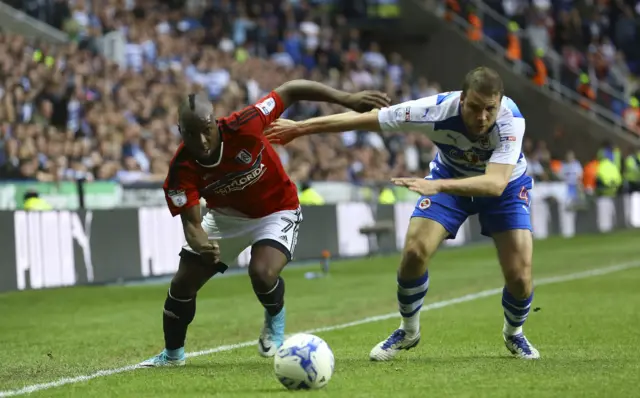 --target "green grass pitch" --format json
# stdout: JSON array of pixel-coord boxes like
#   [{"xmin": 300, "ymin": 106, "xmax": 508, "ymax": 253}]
[{"xmin": 1, "ymin": 230, "xmax": 639, "ymax": 397}]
